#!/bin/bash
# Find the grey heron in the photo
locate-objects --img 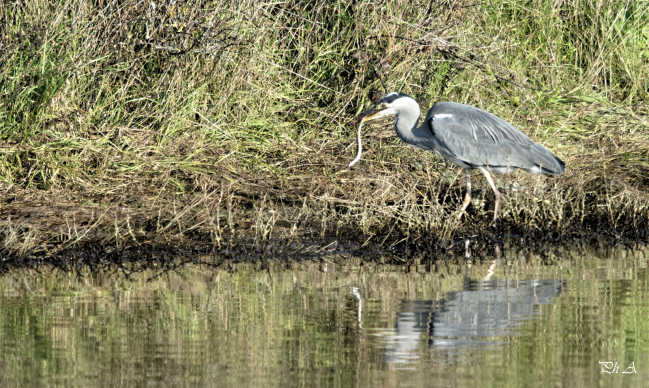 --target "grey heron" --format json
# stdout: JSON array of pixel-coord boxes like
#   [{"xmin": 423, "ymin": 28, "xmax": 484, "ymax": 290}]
[{"xmin": 352, "ymin": 92, "xmax": 565, "ymax": 225}]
